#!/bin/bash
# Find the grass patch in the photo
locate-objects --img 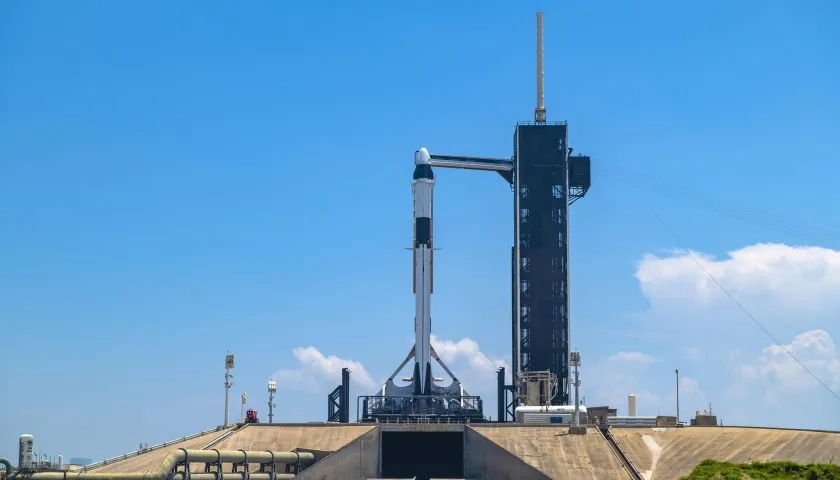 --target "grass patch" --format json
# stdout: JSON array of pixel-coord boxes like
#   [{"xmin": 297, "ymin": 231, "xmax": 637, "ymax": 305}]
[{"xmin": 680, "ymin": 459, "xmax": 840, "ymax": 479}]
